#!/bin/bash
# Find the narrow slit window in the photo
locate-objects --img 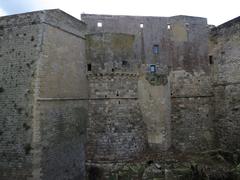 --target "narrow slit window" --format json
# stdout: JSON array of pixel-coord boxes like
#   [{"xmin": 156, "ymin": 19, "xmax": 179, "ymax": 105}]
[
  {"xmin": 140, "ymin": 23, "xmax": 144, "ymax": 28},
  {"xmin": 209, "ymin": 56, "xmax": 213, "ymax": 64},
  {"xmin": 87, "ymin": 64, "xmax": 92, "ymax": 71},
  {"xmin": 153, "ymin": 44, "xmax": 159, "ymax": 54},
  {"xmin": 97, "ymin": 22, "xmax": 102, "ymax": 27}
]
